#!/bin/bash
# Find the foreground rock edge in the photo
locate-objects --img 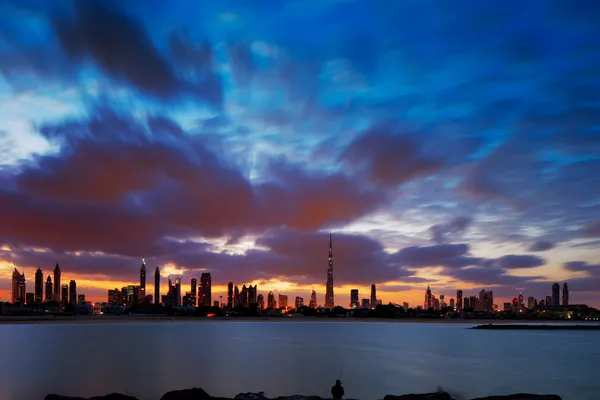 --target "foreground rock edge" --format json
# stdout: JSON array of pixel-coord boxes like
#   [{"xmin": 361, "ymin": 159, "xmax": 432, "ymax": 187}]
[{"xmin": 44, "ymin": 388, "xmax": 563, "ymax": 400}]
